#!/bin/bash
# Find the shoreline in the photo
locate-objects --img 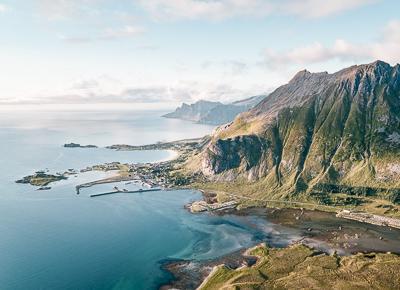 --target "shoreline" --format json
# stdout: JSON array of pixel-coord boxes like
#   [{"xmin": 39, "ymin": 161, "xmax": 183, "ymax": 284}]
[
  {"xmin": 161, "ymin": 205, "xmax": 400, "ymax": 290},
  {"xmin": 195, "ymin": 265, "xmax": 222, "ymax": 290},
  {"xmin": 16, "ymin": 145, "xmax": 183, "ymax": 192},
  {"xmin": 196, "ymin": 242, "xmax": 400, "ymax": 290},
  {"xmin": 74, "ymin": 148, "xmax": 186, "ymax": 194},
  {"xmin": 159, "ymin": 149, "xmax": 179, "ymax": 162},
  {"xmin": 14, "ymin": 139, "xmax": 400, "ymax": 289}
]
